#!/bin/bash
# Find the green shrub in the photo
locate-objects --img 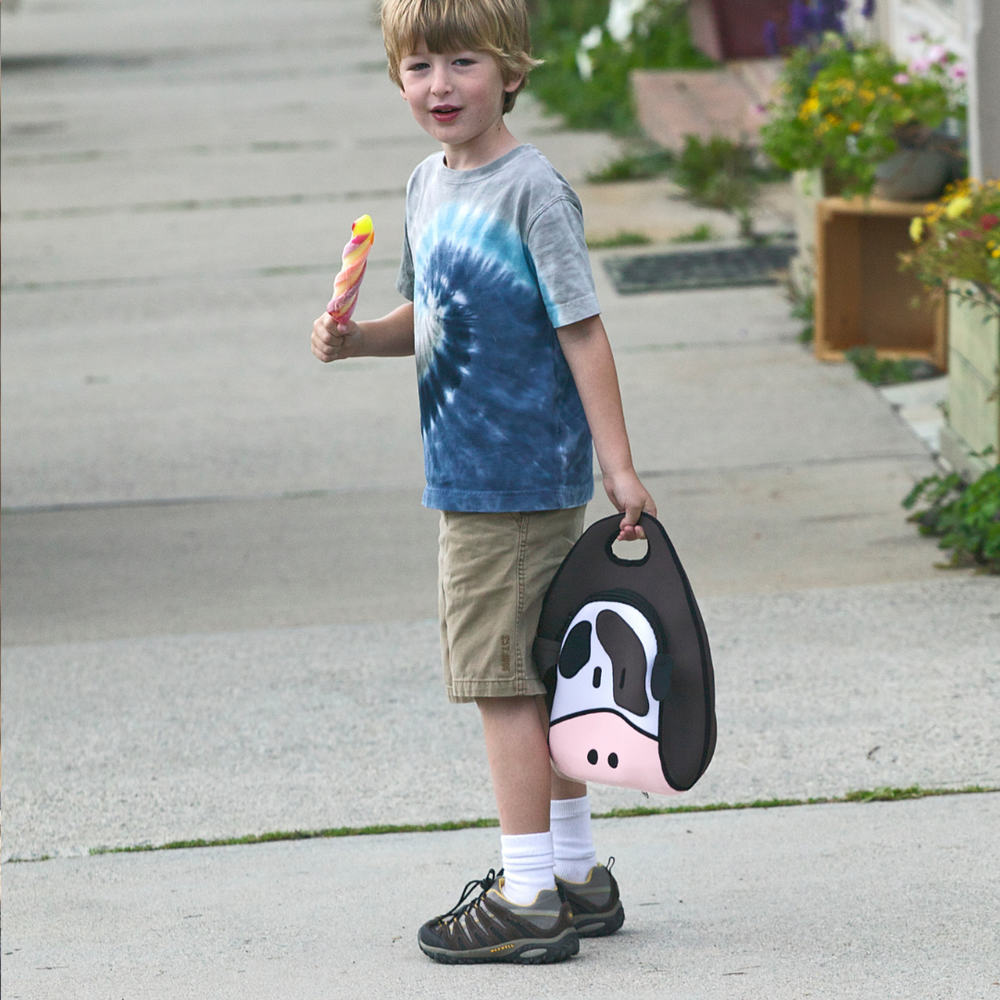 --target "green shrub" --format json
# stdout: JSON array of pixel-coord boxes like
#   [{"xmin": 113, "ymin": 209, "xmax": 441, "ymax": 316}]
[
  {"xmin": 528, "ymin": 0, "xmax": 713, "ymax": 132},
  {"xmin": 903, "ymin": 463, "xmax": 1000, "ymax": 572}
]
